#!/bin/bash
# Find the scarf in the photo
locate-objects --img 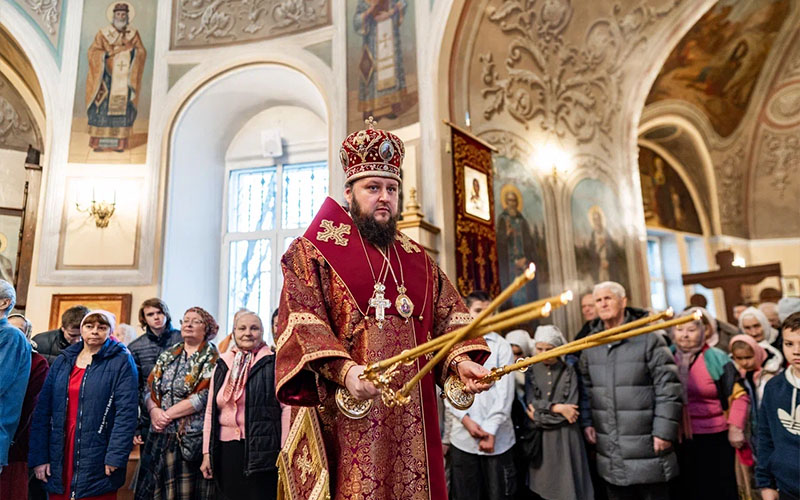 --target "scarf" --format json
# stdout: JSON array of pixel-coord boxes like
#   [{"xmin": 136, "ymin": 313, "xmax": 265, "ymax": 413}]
[
  {"xmin": 222, "ymin": 342, "xmax": 266, "ymax": 403},
  {"xmin": 728, "ymin": 334, "xmax": 767, "ymax": 387},
  {"xmin": 148, "ymin": 341, "xmax": 219, "ymax": 406}
]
